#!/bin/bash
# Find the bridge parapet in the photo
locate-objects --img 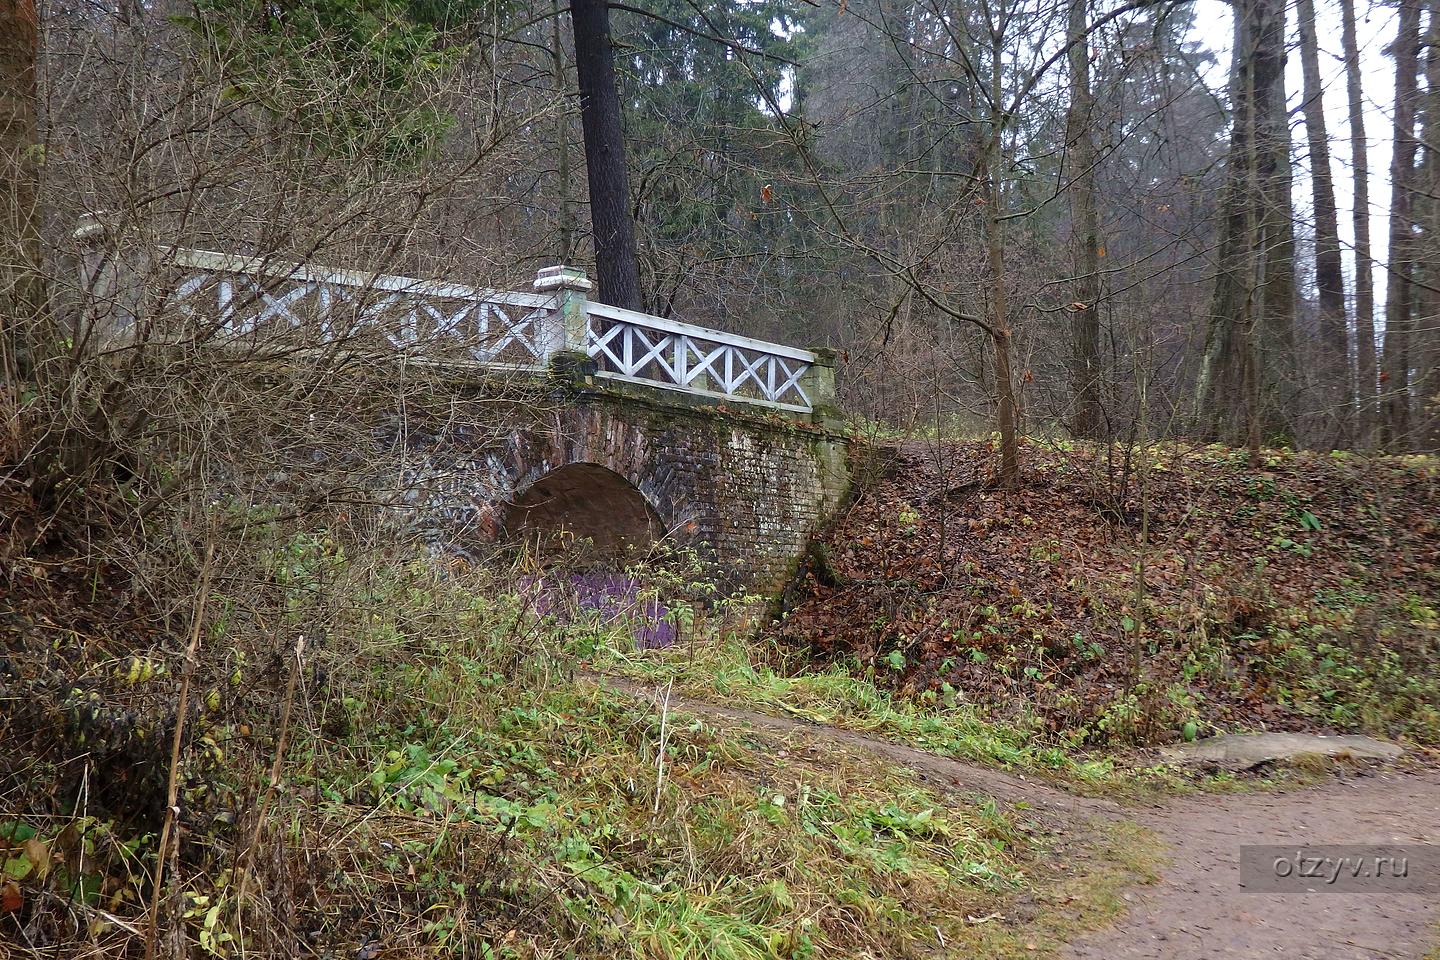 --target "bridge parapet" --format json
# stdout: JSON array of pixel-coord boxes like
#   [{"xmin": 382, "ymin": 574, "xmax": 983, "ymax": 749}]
[
  {"xmin": 535, "ymin": 266, "xmax": 830, "ymax": 413},
  {"xmin": 160, "ymin": 246, "xmax": 560, "ymax": 369},
  {"xmin": 74, "ymin": 223, "xmax": 850, "ymax": 593},
  {"xmin": 80, "ymin": 227, "xmax": 834, "ymax": 420}
]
